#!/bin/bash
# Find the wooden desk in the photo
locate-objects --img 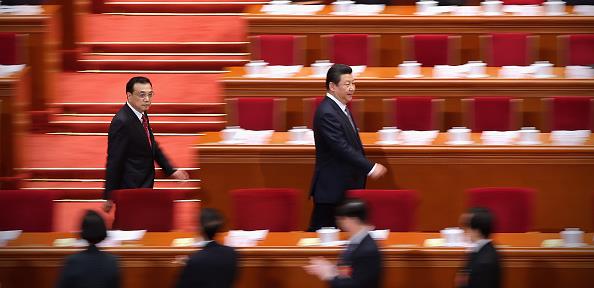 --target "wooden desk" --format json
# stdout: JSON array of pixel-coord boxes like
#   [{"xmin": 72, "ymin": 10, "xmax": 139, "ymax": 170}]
[
  {"xmin": 222, "ymin": 66, "xmax": 594, "ymax": 131},
  {"xmin": 1, "ymin": 232, "xmax": 593, "ymax": 288},
  {"xmin": 0, "ymin": 5, "xmax": 60, "ymax": 118},
  {"xmin": 0, "ymin": 69, "xmax": 30, "ymax": 183},
  {"xmin": 245, "ymin": 5, "xmax": 594, "ymax": 66},
  {"xmin": 194, "ymin": 132, "xmax": 594, "ymax": 232}
]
